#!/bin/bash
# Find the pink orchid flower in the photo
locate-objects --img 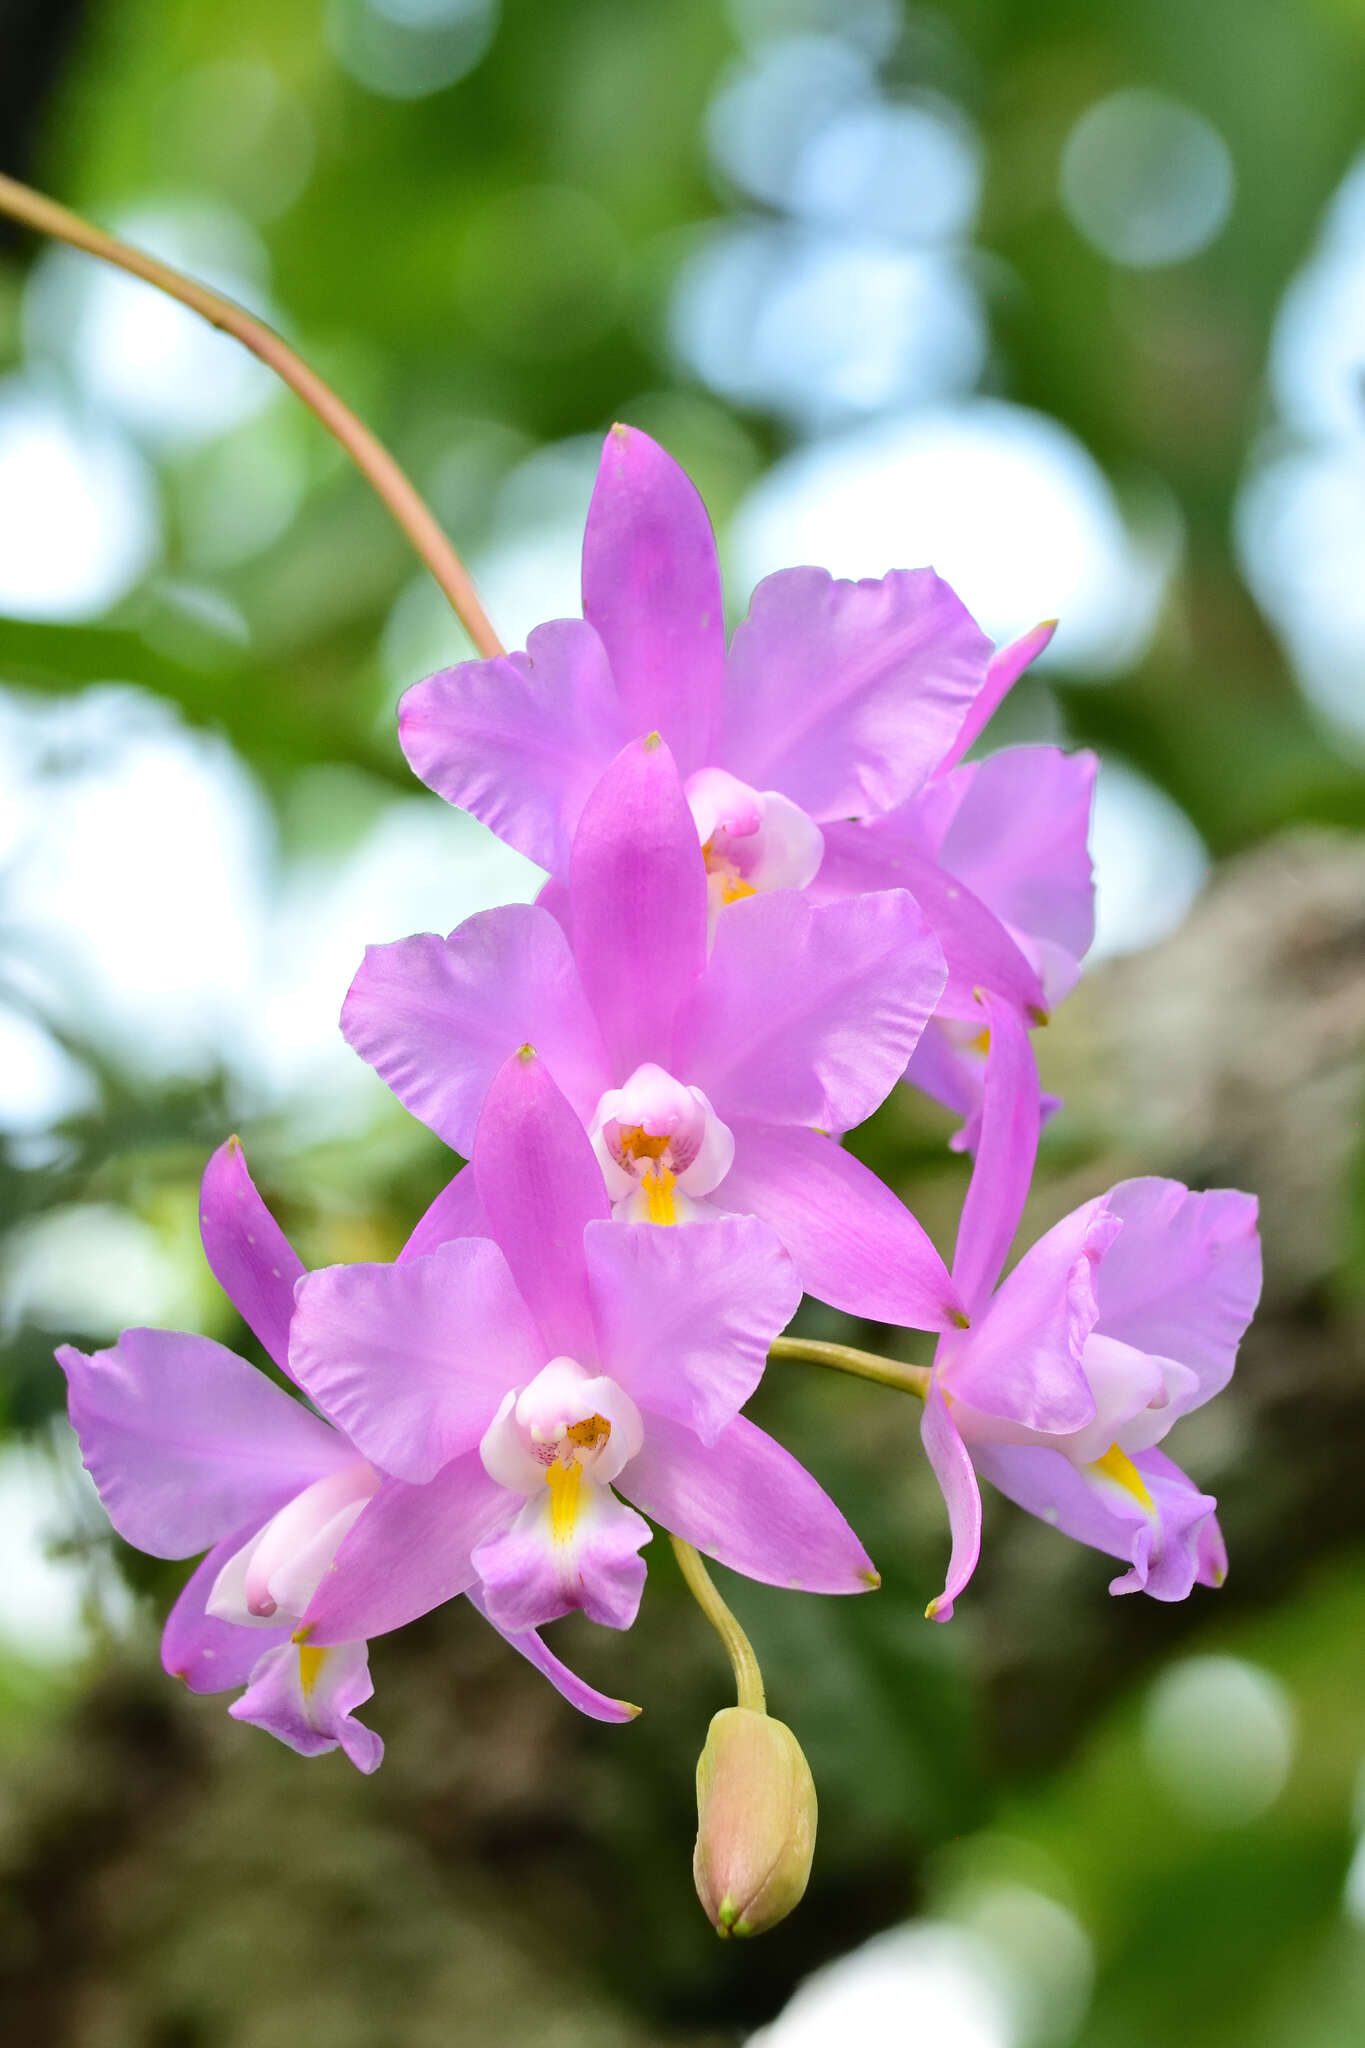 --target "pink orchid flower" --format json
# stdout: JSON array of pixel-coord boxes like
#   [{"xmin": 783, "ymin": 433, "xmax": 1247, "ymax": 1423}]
[
  {"xmin": 286, "ymin": 1048, "xmax": 877, "ymax": 1660},
  {"xmin": 922, "ymin": 996, "xmax": 1262, "ymax": 1619},
  {"xmin": 400, "ymin": 423, "xmax": 991, "ymax": 901},
  {"xmin": 344, "ymin": 731, "xmax": 967, "ymax": 1331},
  {"xmin": 397, "ymin": 426, "xmax": 1067, "ymax": 1021},
  {"xmin": 57, "ymin": 1140, "xmax": 638, "ymax": 1769}
]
